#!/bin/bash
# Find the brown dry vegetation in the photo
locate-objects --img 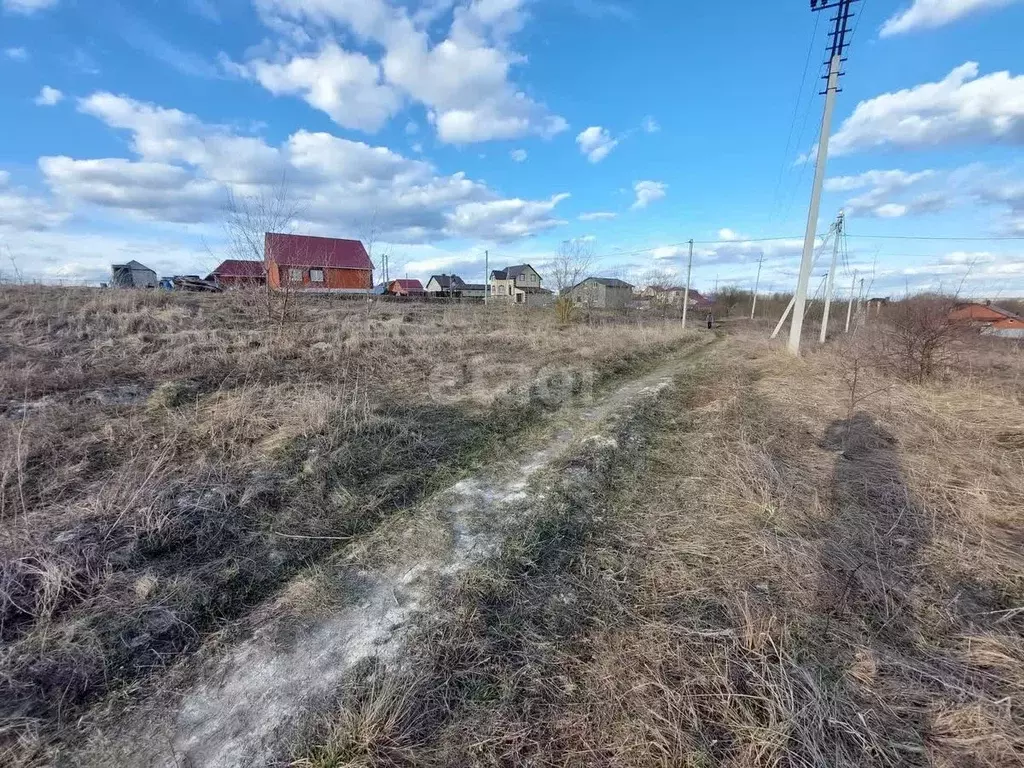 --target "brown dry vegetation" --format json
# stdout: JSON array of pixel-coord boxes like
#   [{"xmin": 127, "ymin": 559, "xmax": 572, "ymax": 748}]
[
  {"xmin": 0, "ymin": 286, "xmax": 695, "ymax": 761},
  {"xmin": 294, "ymin": 326, "xmax": 1024, "ymax": 767}
]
